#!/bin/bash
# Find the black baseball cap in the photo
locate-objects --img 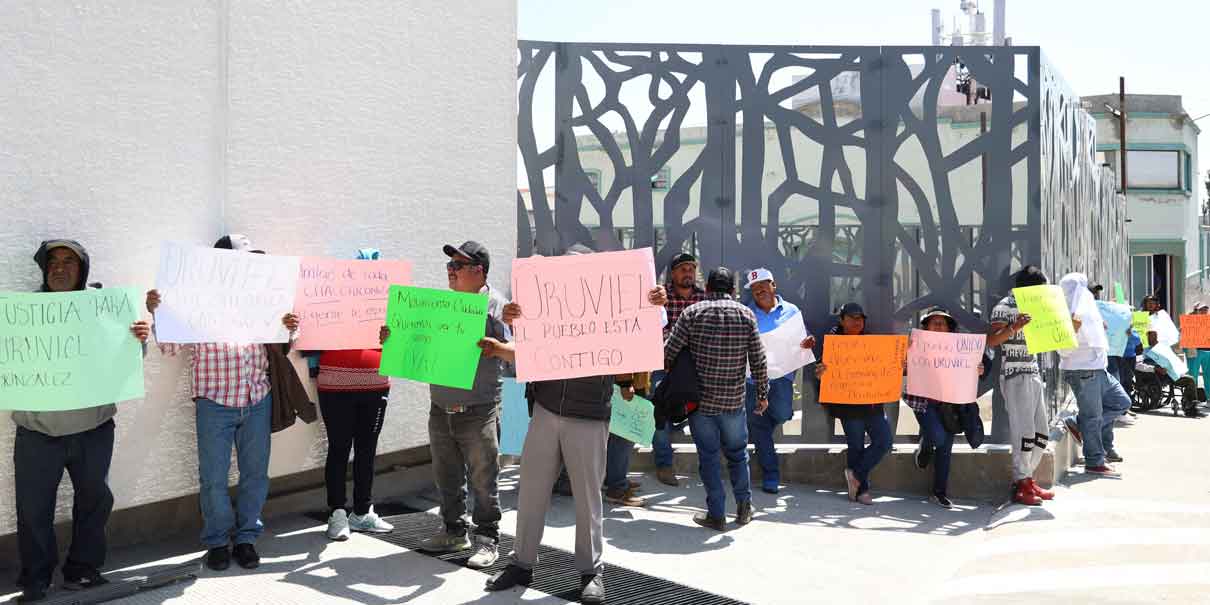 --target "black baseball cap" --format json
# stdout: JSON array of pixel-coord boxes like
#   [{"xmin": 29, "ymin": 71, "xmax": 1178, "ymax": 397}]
[
  {"xmin": 669, "ymin": 252, "xmax": 697, "ymax": 271},
  {"xmin": 838, "ymin": 302, "xmax": 866, "ymax": 319},
  {"xmin": 705, "ymin": 267, "xmax": 736, "ymax": 293},
  {"xmin": 443, "ymin": 241, "xmax": 490, "ymax": 273}
]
